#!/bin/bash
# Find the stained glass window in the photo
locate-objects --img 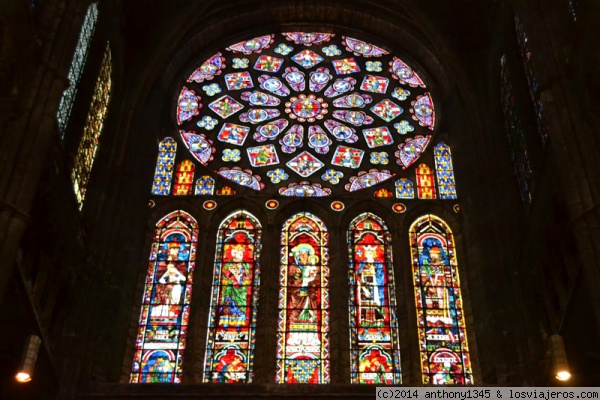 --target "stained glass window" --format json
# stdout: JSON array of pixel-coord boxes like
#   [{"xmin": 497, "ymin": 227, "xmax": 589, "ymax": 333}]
[
  {"xmin": 168, "ymin": 33, "xmax": 441, "ymax": 197},
  {"xmin": 194, "ymin": 176, "xmax": 215, "ymax": 195},
  {"xmin": 500, "ymin": 55, "xmax": 532, "ymax": 206},
  {"xmin": 395, "ymin": 178, "xmax": 415, "ymax": 199},
  {"xmin": 276, "ymin": 212, "xmax": 330, "ymax": 383},
  {"xmin": 416, "ymin": 163, "xmax": 436, "ymax": 199},
  {"xmin": 348, "ymin": 213, "xmax": 401, "ymax": 384},
  {"xmin": 204, "ymin": 211, "xmax": 262, "ymax": 383},
  {"xmin": 71, "ymin": 43, "xmax": 111, "ymax": 209},
  {"xmin": 173, "ymin": 160, "xmax": 195, "ymax": 196},
  {"xmin": 56, "ymin": 3, "xmax": 98, "ymax": 138},
  {"xmin": 130, "ymin": 210, "xmax": 198, "ymax": 384},
  {"xmin": 434, "ymin": 142, "xmax": 457, "ymax": 200},
  {"xmin": 409, "ymin": 214, "xmax": 473, "ymax": 385},
  {"xmin": 151, "ymin": 138, "xmax": 177, "ymax": 196},
  {"xmin": 514, "ymin": 16, "xmax": 548, "ymax": 145}
]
